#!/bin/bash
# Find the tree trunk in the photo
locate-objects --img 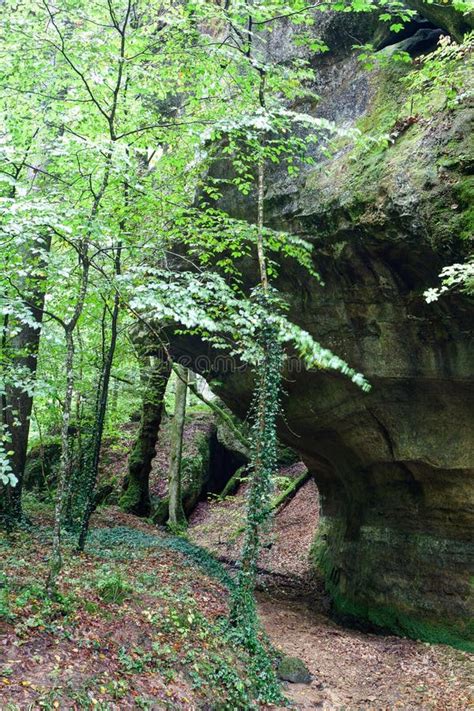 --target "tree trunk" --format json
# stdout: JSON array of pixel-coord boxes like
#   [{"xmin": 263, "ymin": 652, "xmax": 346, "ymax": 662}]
[
  {"xmin": 46, "ymin": 328, "xmax": 75, "ymax": 596},
  {"xmin": 46, "ymin": 241, "xmax": 90, "ymax": 595},
  {"xmin": 185, "ymin": 374, "xmax": 249, "ymax": 450},
  {"xmin": 269, "ymin": 468, "xmax": 310, "ymax": 512},
  {"xmin": 167, "ymin": 364, "xmax": 188, "ymax": 529},
  {"xmin": 120, "ymin": 349, "xmax": 170, "ymax": 516},
  {"xmin": 0, "ymin": 232, "xmax": 51, "ymax": 526},
  {"xmin": 77, "ymin": 245, "xmax": 122, "ymax": 550}
]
